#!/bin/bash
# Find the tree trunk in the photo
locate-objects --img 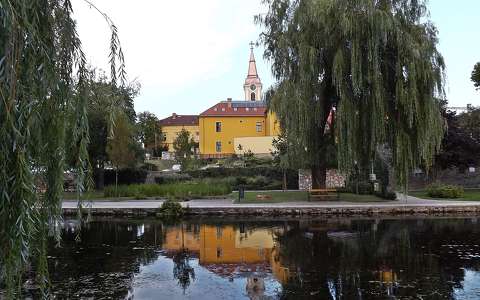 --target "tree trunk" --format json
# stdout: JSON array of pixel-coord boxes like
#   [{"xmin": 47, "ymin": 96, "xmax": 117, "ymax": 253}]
[
  {"xmin": 115, "ymin": 168, "xmax": 119, "ymax": 197},
  {"xmin": 282, "ymin": 169, "xmax": 287, "ymax": 191},
  {"xmin": 311, "ymin": 164, "xmax": 326, "ymax": 189},
  {"xmin": 311, "ymin": 142, "xmax": 328, "ymax": 189},
  {"xmin": 387, "ymin": 166, "xmax": 396, "ymax": 193},
  {"xmin": 95, "ymin": 164, "xmax": 105, "ymax": 190}
]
